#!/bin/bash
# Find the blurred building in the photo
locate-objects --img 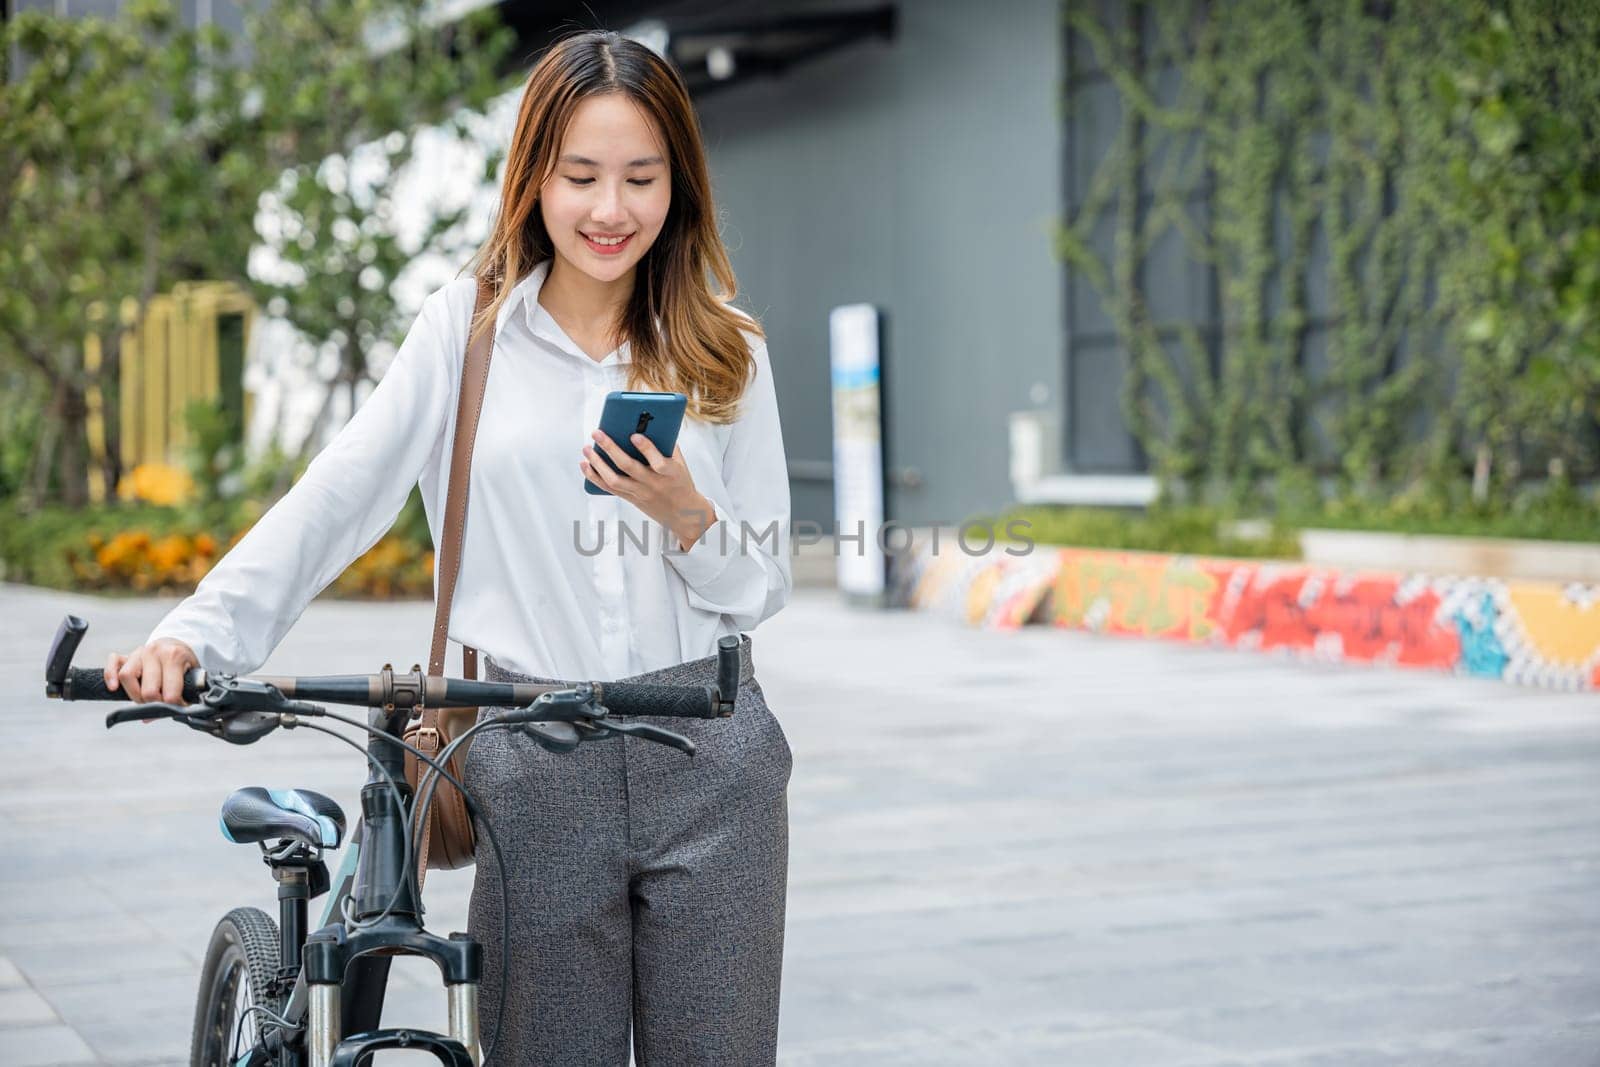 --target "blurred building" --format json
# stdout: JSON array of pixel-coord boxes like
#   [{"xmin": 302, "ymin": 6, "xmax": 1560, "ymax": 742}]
[{"xmin": 457, "ymin": 0, "xmax": 1071, "ymax": 528}]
